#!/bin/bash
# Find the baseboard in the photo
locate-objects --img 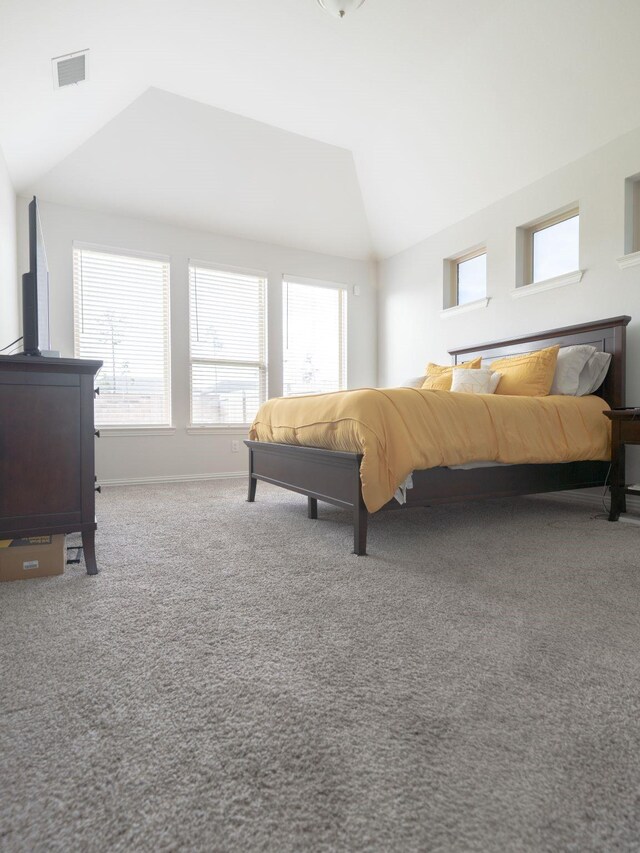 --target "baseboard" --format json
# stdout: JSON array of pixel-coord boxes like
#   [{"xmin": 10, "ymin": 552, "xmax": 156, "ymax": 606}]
[{"xmin": 100, "ymin": 472, "xmax": 246, "ymax": 487}]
